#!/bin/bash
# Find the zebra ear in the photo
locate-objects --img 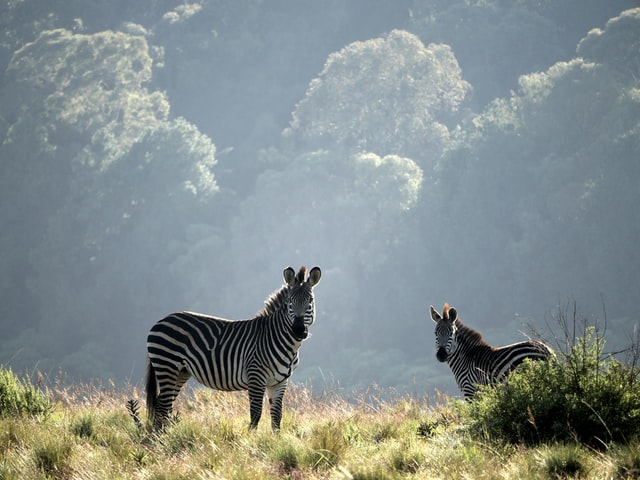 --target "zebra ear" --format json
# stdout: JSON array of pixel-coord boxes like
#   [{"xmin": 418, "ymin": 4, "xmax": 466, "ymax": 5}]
[
  {"xmin": 308, "ymin": 266, "xmax": 321, "ymax": 287},
  {"xmin": 429, "ymin": 305, "xmax": 442, "ymax": 323},
  {"xmin": 283, "ymin": 267, "xmax": 296, "ymax": 286},
  {"xmin": 448, "ymin": 307, "xmax": 458, "ymax": 322}
]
